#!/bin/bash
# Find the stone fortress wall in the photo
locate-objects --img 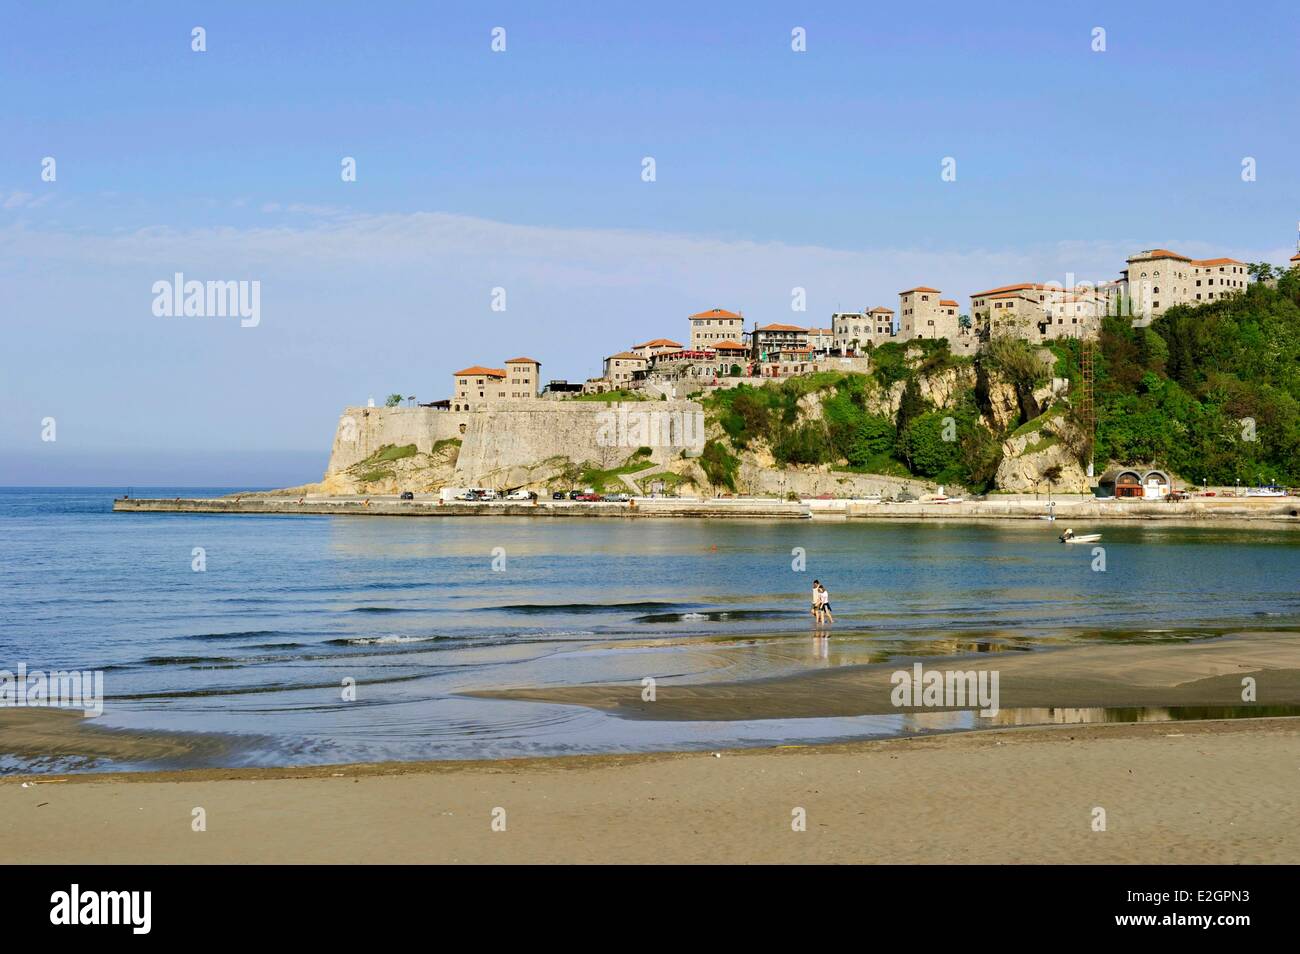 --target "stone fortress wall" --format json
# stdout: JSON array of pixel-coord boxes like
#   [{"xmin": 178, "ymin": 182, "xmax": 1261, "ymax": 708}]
[{"xmin": 325, "ymin": 401, "xmax": 706, "ymax": 484}]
